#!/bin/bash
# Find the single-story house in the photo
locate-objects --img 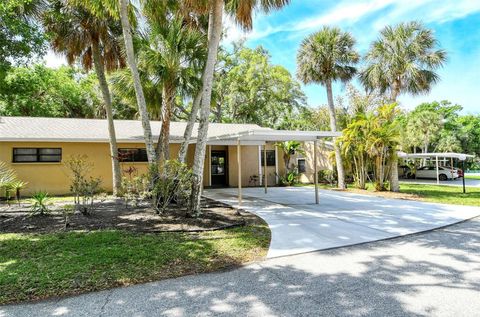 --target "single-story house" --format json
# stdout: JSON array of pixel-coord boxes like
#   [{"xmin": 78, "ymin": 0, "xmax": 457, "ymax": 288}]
[{"xmin": 0, "ymin": 116, "xmax": 336, "ymax": 196}]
